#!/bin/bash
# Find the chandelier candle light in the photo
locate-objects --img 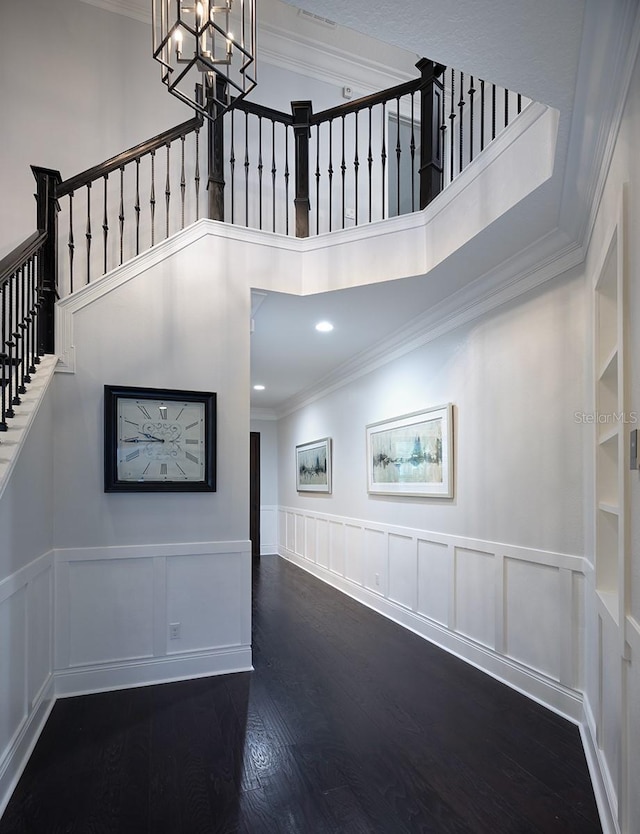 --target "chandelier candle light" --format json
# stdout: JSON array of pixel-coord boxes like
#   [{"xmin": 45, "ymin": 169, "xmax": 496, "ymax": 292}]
[{"xmin": 152, "ymin": 0, "xmax": 257, "ymax": 120}]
